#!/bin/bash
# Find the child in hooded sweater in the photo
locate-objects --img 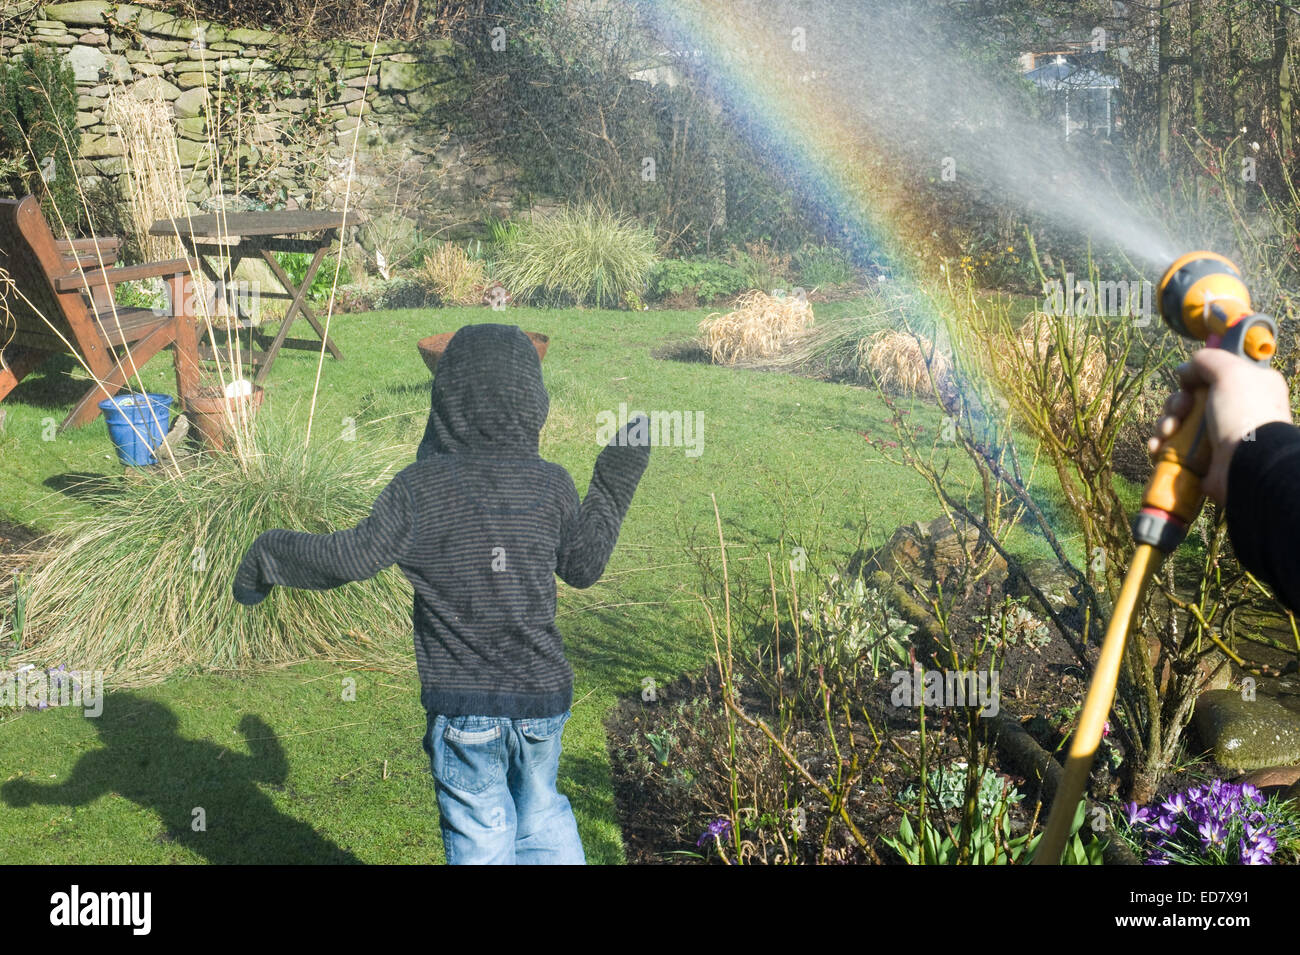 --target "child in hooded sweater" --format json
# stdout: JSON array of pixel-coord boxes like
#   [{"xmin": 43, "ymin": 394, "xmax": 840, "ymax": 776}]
[{"xmin": 233, "ymin": 323, "xmax": 651, "ymax": 864}]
